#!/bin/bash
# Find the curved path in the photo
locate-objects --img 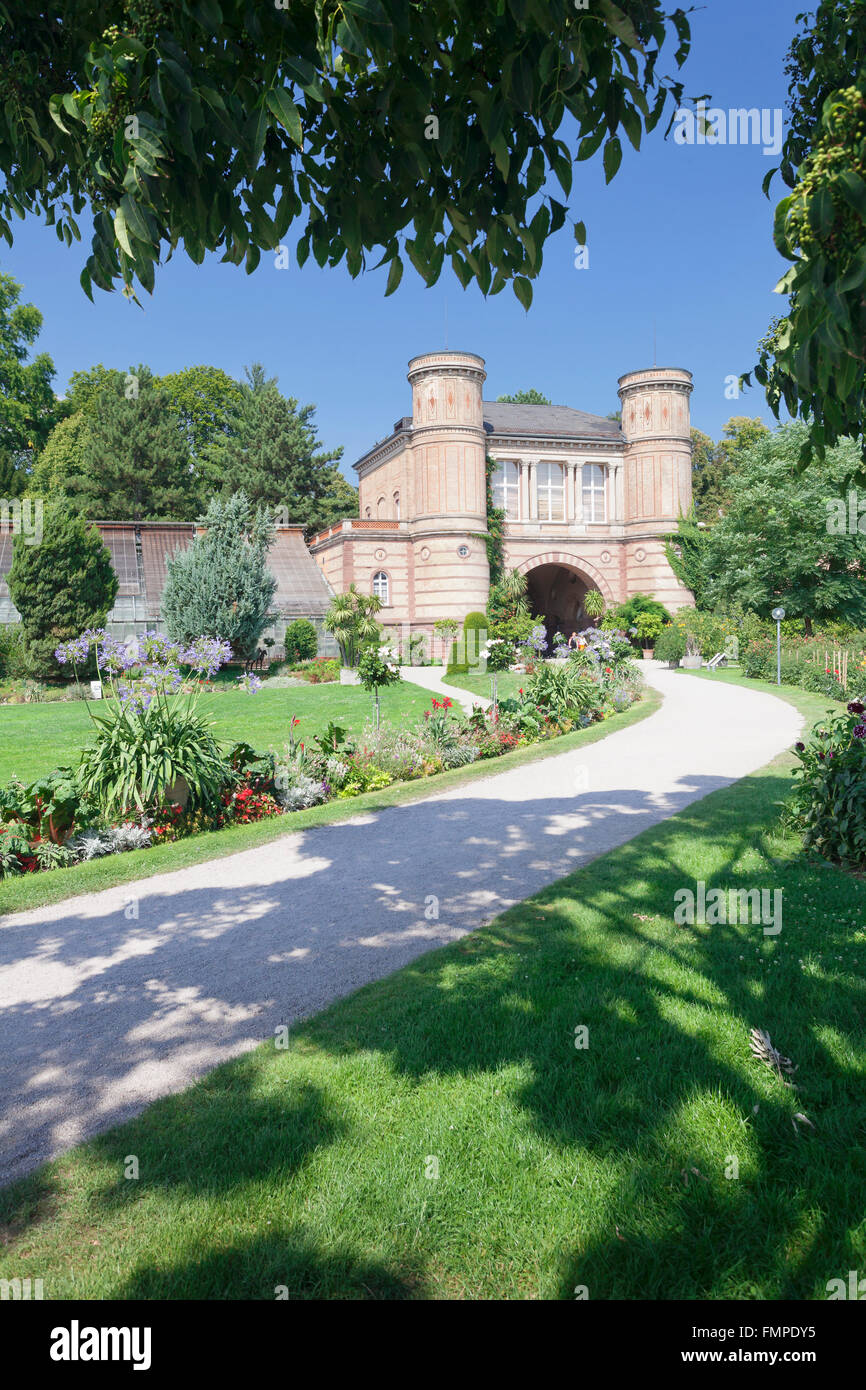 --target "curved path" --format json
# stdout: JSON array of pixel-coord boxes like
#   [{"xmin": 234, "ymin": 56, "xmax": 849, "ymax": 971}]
[
  {"xmin": 397, "ymin": 662, "xmax": 490, "ymax": 711},
  {"xmin": 0, "ymin": 668, "xmax": 801, "ymax": 1187}
]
